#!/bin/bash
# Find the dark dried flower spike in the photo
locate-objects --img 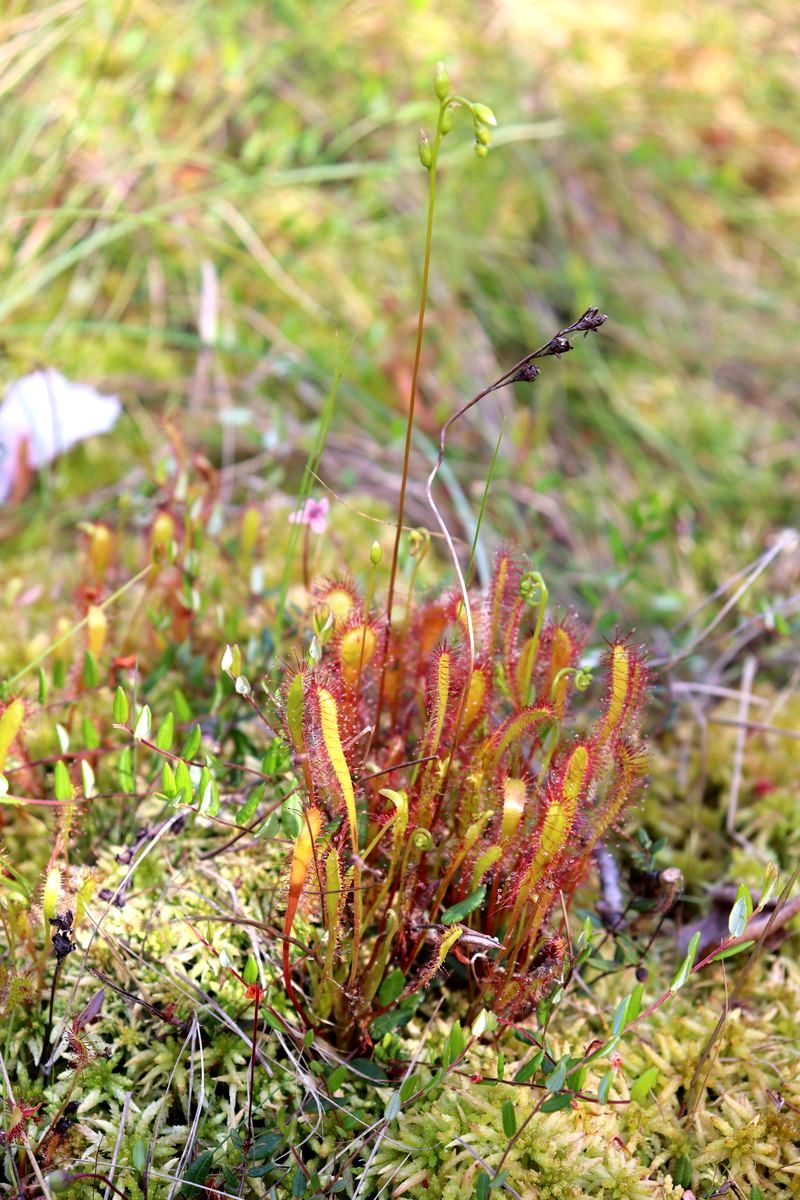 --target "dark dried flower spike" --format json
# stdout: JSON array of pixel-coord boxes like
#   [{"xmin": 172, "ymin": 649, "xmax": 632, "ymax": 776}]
[{"xmin": 510, "ymin": 362, "xmax": 541, "ymax": 384}]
